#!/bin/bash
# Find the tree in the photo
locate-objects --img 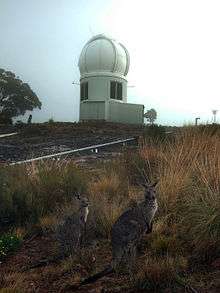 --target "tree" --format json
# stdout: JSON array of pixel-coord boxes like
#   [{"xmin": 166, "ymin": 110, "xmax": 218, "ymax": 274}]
[
  {"xmin": 0, "ymin": 68, "xmax": 41, "ymax": 124},
  {"xmin": 144, "ymin": 108, "xmax": 157, "ymax": 124}
]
